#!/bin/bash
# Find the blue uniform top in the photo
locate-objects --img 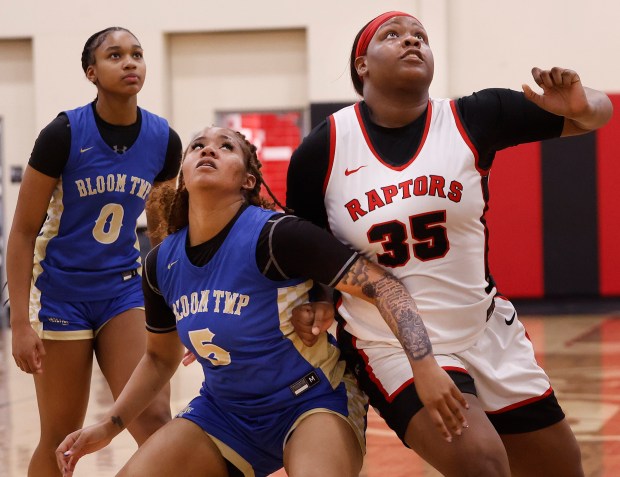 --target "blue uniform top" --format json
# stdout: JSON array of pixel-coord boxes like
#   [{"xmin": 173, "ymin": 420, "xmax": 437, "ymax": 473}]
[
  {"xmin": 156, "ymin": 206, "xmax": 343, "ymax": 415},
  {"xmin": 33, "ymin": 103, "xmax": 169, "ymax": 301}
]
